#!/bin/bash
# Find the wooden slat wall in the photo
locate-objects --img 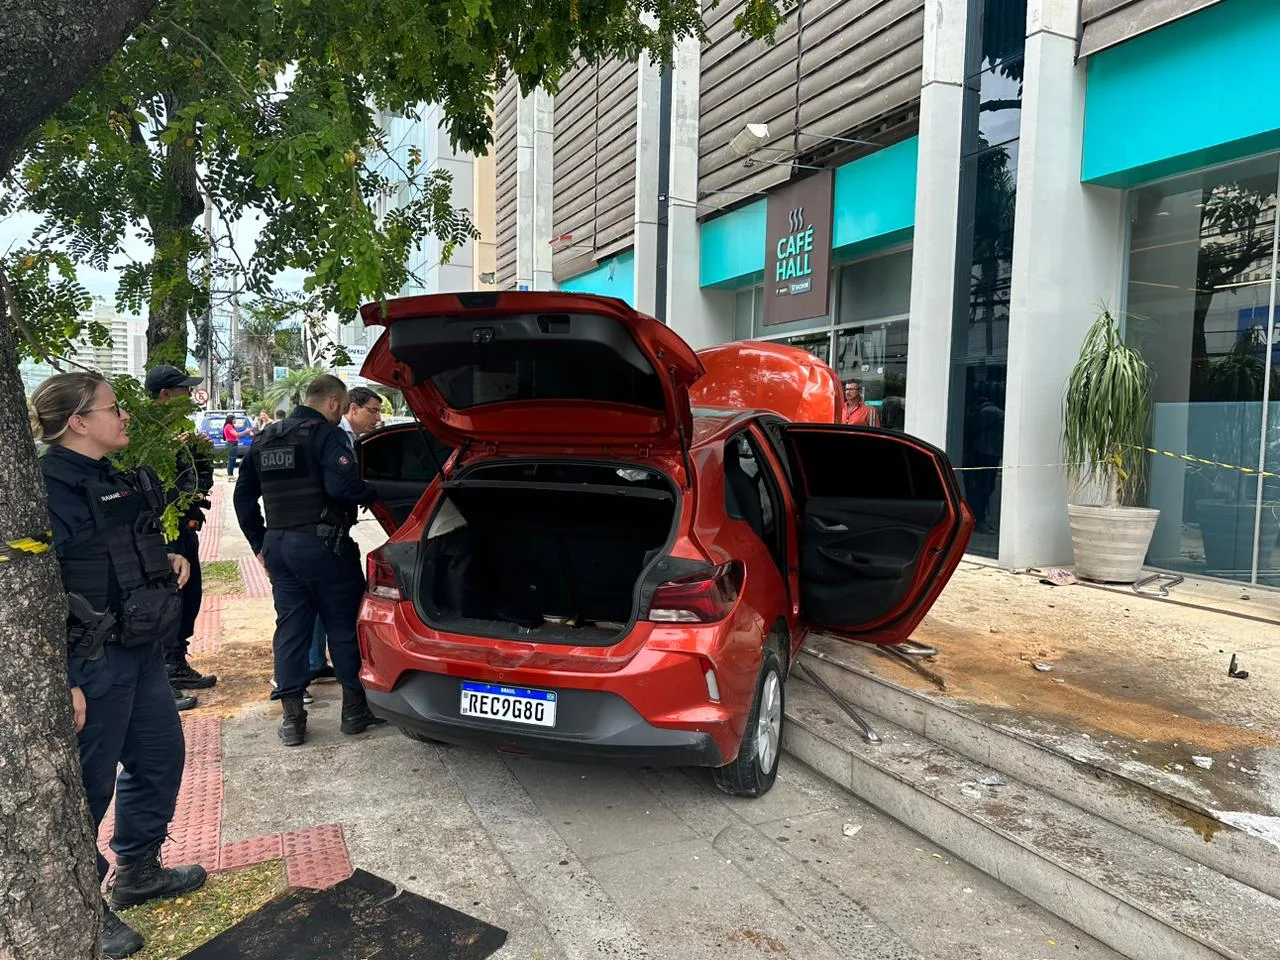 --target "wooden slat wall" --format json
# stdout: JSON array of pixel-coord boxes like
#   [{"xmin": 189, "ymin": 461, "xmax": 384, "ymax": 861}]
[
  {"xmin": 1079, "ymin": 0, "xmax": 1223, "ymax": 58},
  {"xmin": 494, "ymin": 76, "xmax": 519, "ymax": 289},
  {"xmin": 699, "ymin": 0, "xmax": 924, "ymax": 217},
  {"xmin": 595, "ymin": 59, "xmax": 639, "ymax": 258},
  {"xmin": 552, "ymin": 59, "xmax": 638, "ymax": 275}
]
